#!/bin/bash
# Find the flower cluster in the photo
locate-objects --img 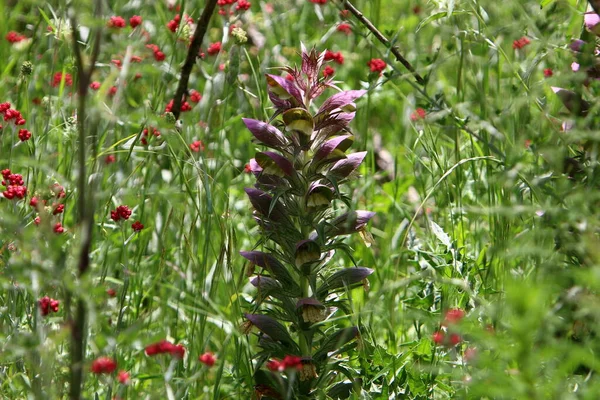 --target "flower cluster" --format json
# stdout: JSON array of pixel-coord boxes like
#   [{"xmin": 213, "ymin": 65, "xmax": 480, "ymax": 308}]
[
  {"xmin": 51, "ymin": 72, "xmax": 73, "ymax": 88},
  {"xmin": 2, "ymin": 169, "xmax": 27, "ymax": 200},
  {"xmin": 240, "ymin": 47, "xmax": 374, "ymax": 397},
  {"xmin": 39, "ymin": 296, "xmax": 60, "ymax": 316},
  {"xmin": 6, "ymin": 31, "xmax": 27, "ymax": 43},
  {"xmin": 111, "ymin": 205, "xmax": 132, "ymax": 222},
  {"xmin": 144, "ymin": 340, "xmax": 186, "ymax": 358},
  {"xmin": 324, "ymin": 50, "xmax": 344, "ymax": 64},
  {"xmin": 367, "ymin": 58, "xmax": 387, "ymax": 74},
  {"xmin": 432, "ymin": 308, "xmax": 465, "ymax": 347},
  {"xmin": 91, "ymin": 356, "xmax": 117, "ymax": 374},
  {"xmin": 512, "ymin": 36, "xmax": 530, "ymax": 50},
  {"xmin": 1, "ymin": 102, "xmax": 26, "ymax": 125},
  {"xmin": 217, "ymin": 0, "xmax": 252, "ymax": 16}
]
